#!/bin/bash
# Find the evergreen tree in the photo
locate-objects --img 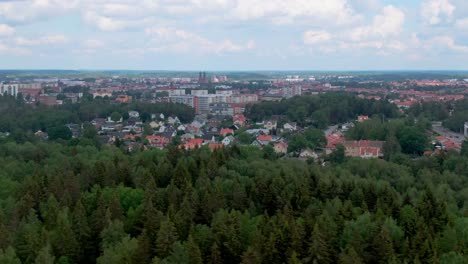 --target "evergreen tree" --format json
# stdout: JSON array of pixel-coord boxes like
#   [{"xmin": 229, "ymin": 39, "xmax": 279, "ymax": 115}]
[
  {"xmin": 51, "ymin": 208, "xmax": 79, "ymax": 261},
  {"xmin": 155, "ymin": 218, "xmax": 178, "ymax": 258},
  {"xmin": 0, "ymin": 247, "xmax": 21, "ymax": 264},
  {"xmin": 34, "ymin": 244, "xmax": 55, "ymax": 264}
]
